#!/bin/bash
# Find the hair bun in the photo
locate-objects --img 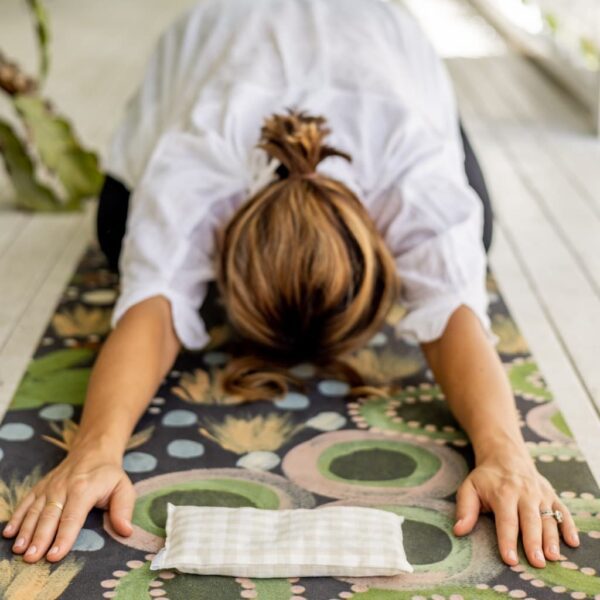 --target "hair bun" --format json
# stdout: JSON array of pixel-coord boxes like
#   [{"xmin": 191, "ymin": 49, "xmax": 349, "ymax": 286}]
[{"xmin": 257, "ymin": 107, "xmax": 352, "ymax": 178}]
